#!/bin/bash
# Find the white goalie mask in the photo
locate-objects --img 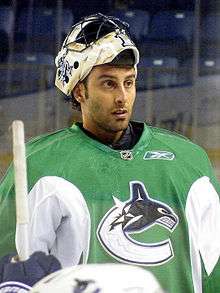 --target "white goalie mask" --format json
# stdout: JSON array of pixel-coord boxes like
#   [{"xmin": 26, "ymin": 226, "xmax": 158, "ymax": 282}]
[
  {"xmin": 30, "ymin": 263, "xmax": 164, "ymax": 293},
  {"xmin": 55, "ymin": 13, "xmax": 139, "ymax": 96}
]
